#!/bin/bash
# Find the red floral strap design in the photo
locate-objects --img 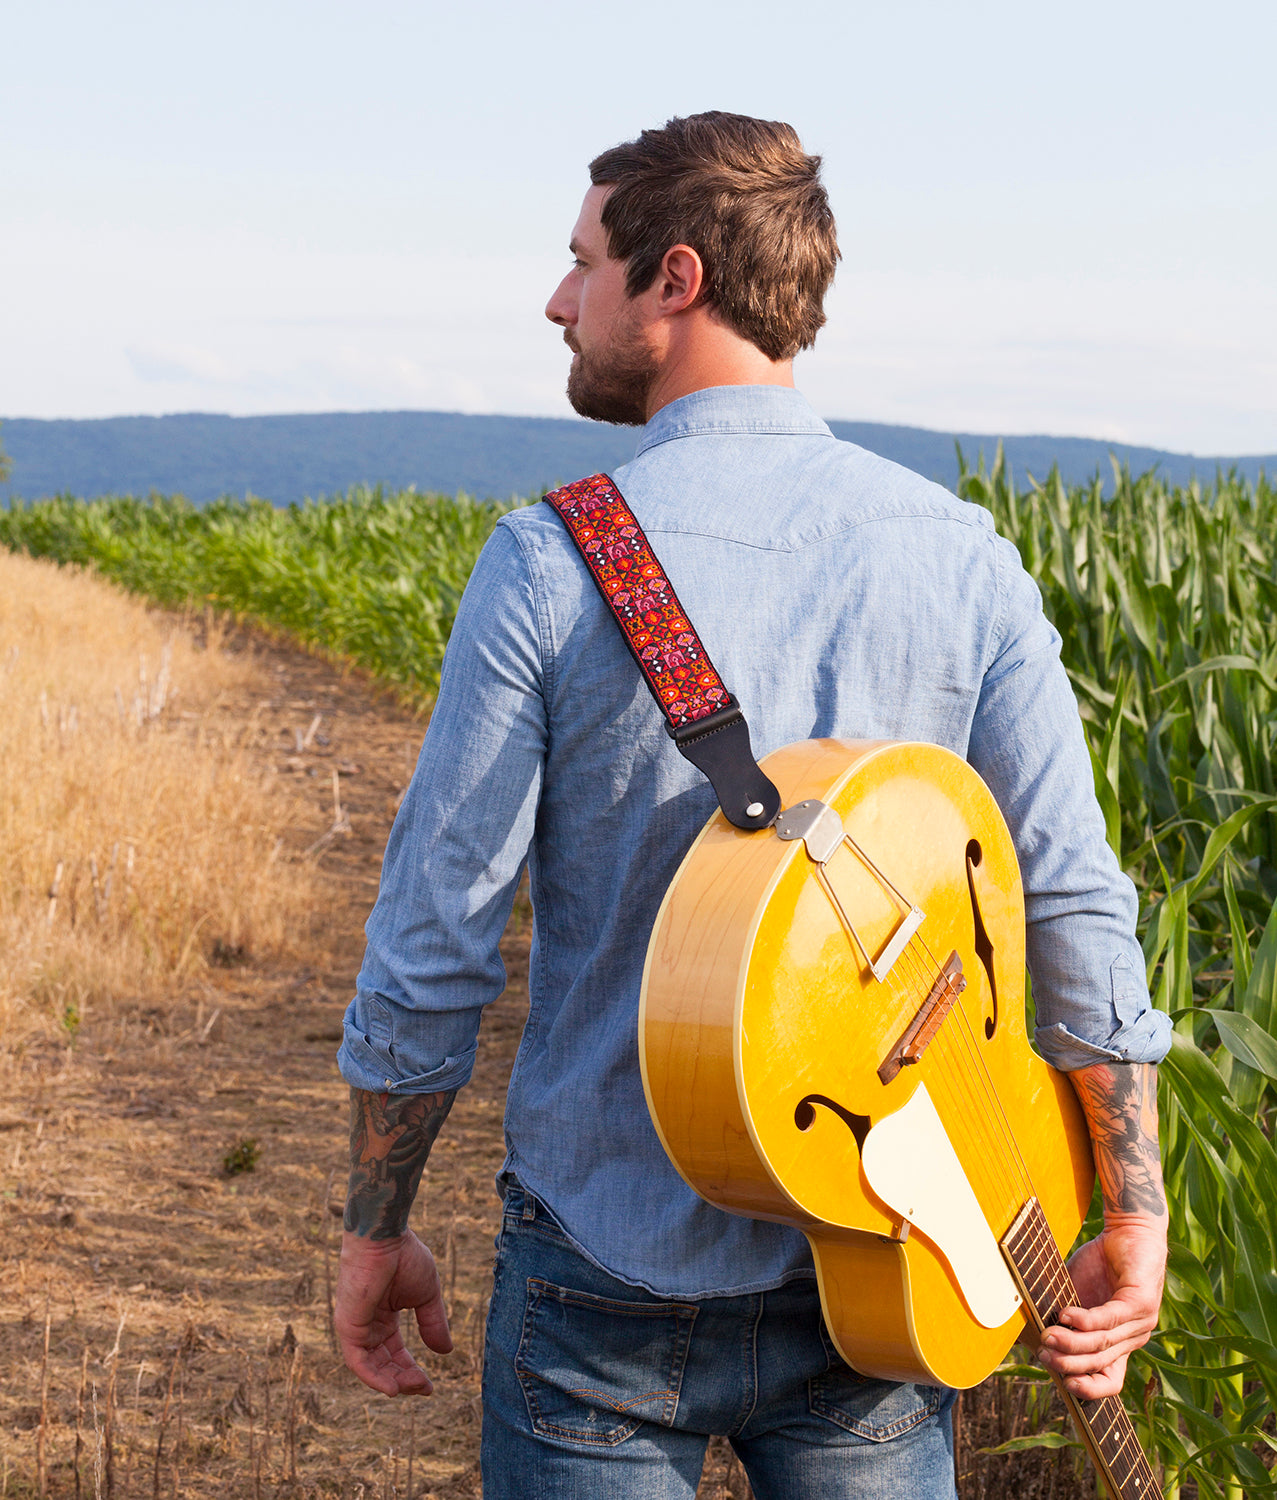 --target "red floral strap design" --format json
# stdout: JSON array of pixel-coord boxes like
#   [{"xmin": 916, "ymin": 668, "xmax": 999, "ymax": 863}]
[
  {"xmin": 544, "ymin": 473, "xmax": 731, "ymax": 730},
  {"xmin": 543, "ymin": 472, "xmax": 782, "ymax": 832}
]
